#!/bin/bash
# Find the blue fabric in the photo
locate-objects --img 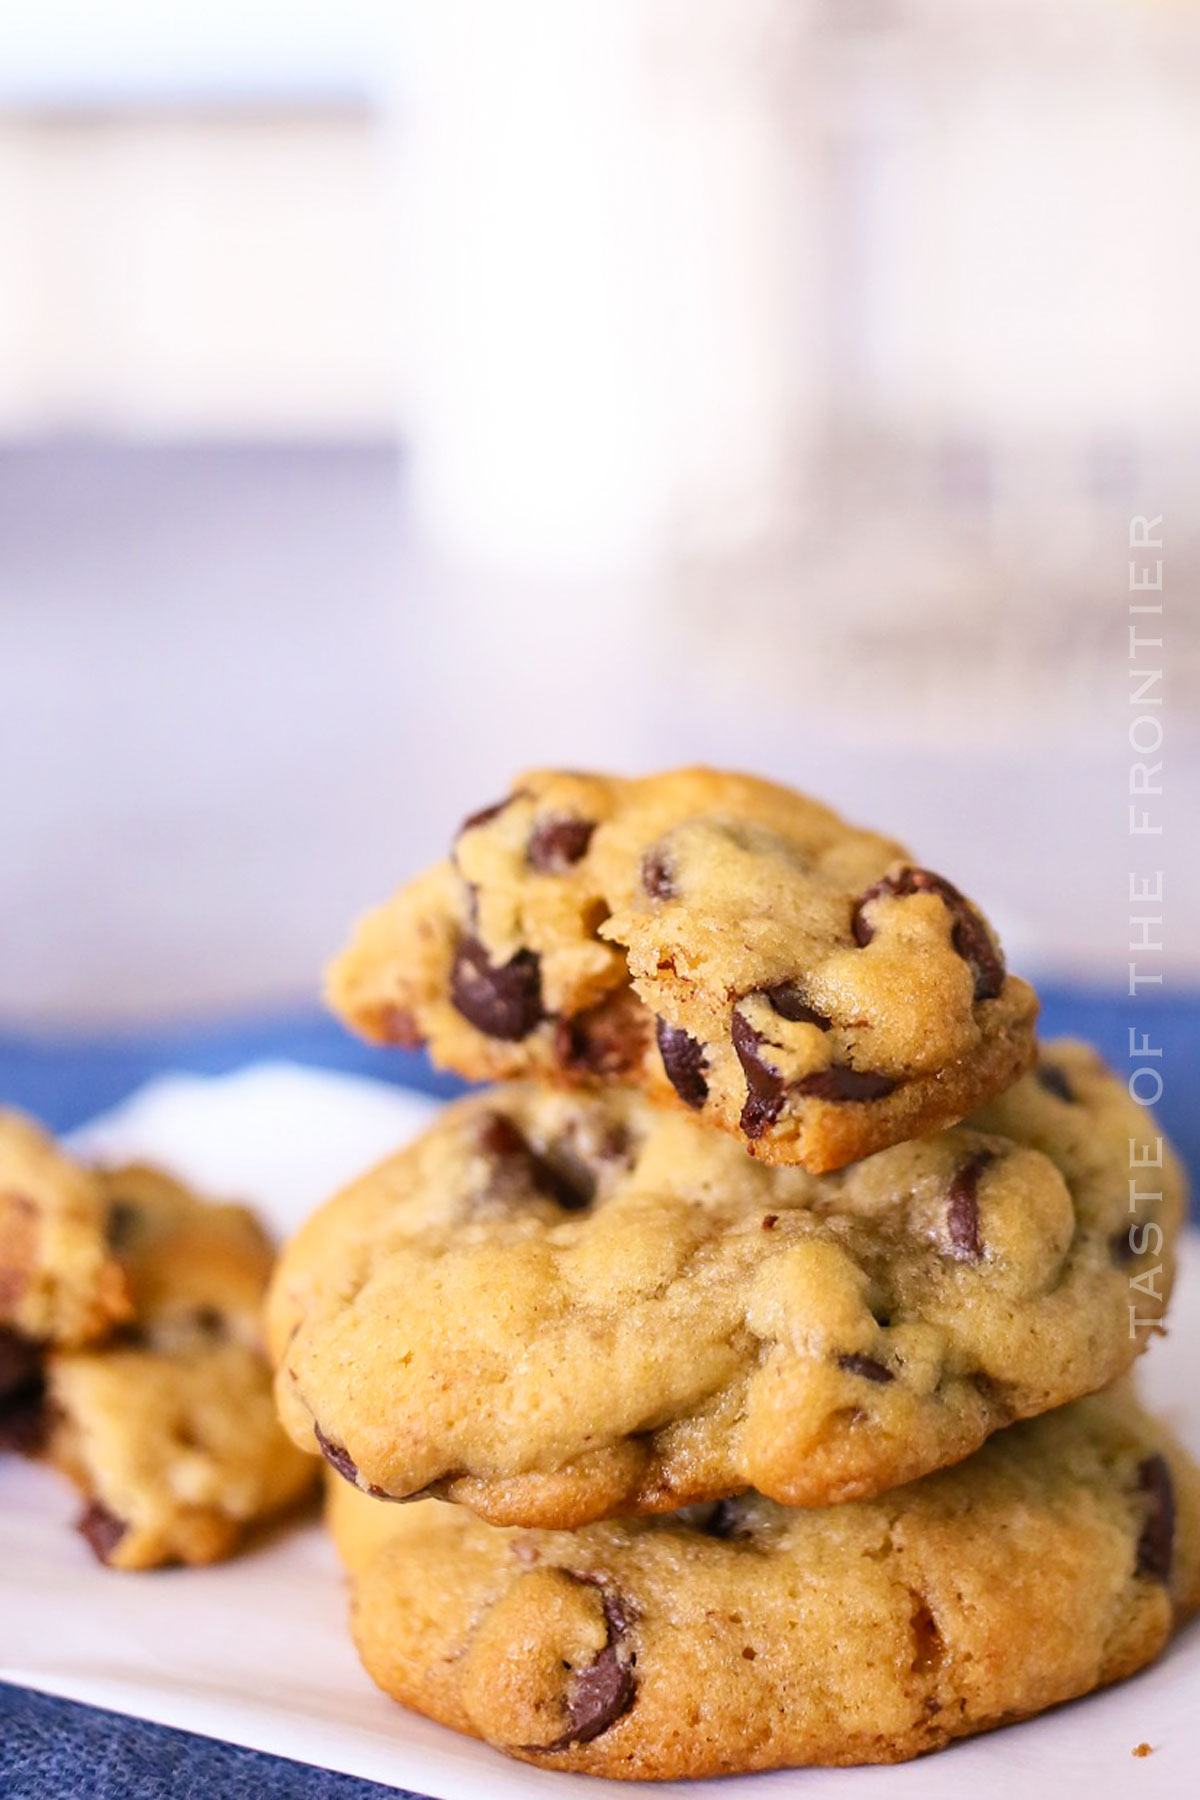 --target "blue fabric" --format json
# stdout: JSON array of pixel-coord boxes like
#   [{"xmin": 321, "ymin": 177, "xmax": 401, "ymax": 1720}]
[
  {"xmin": 1, "ymin": 987, "xmax": 1197, "ymax": 1798},
  {"xmin": 0, "ymin": 1685, "xmax": 411, "ymax": 1799}
]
